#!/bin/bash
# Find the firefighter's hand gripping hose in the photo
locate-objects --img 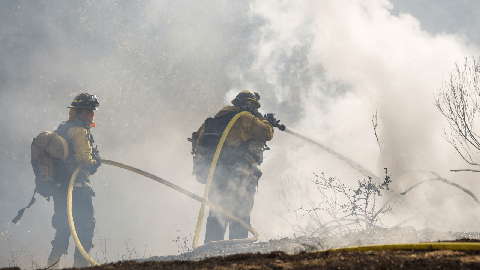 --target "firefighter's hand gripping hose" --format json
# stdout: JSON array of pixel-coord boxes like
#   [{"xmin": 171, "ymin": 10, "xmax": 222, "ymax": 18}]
[{"xmin": 67, "ymin": 156, "xmax": 259, "ymax": 266}]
